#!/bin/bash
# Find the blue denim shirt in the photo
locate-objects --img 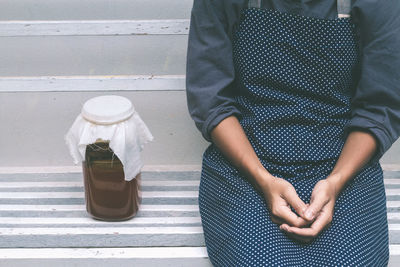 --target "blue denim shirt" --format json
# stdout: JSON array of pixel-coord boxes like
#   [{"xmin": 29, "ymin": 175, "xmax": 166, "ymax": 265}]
[{"xmin": 185, "ymin": 0, "xmax": 400, "ymax": 164}]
